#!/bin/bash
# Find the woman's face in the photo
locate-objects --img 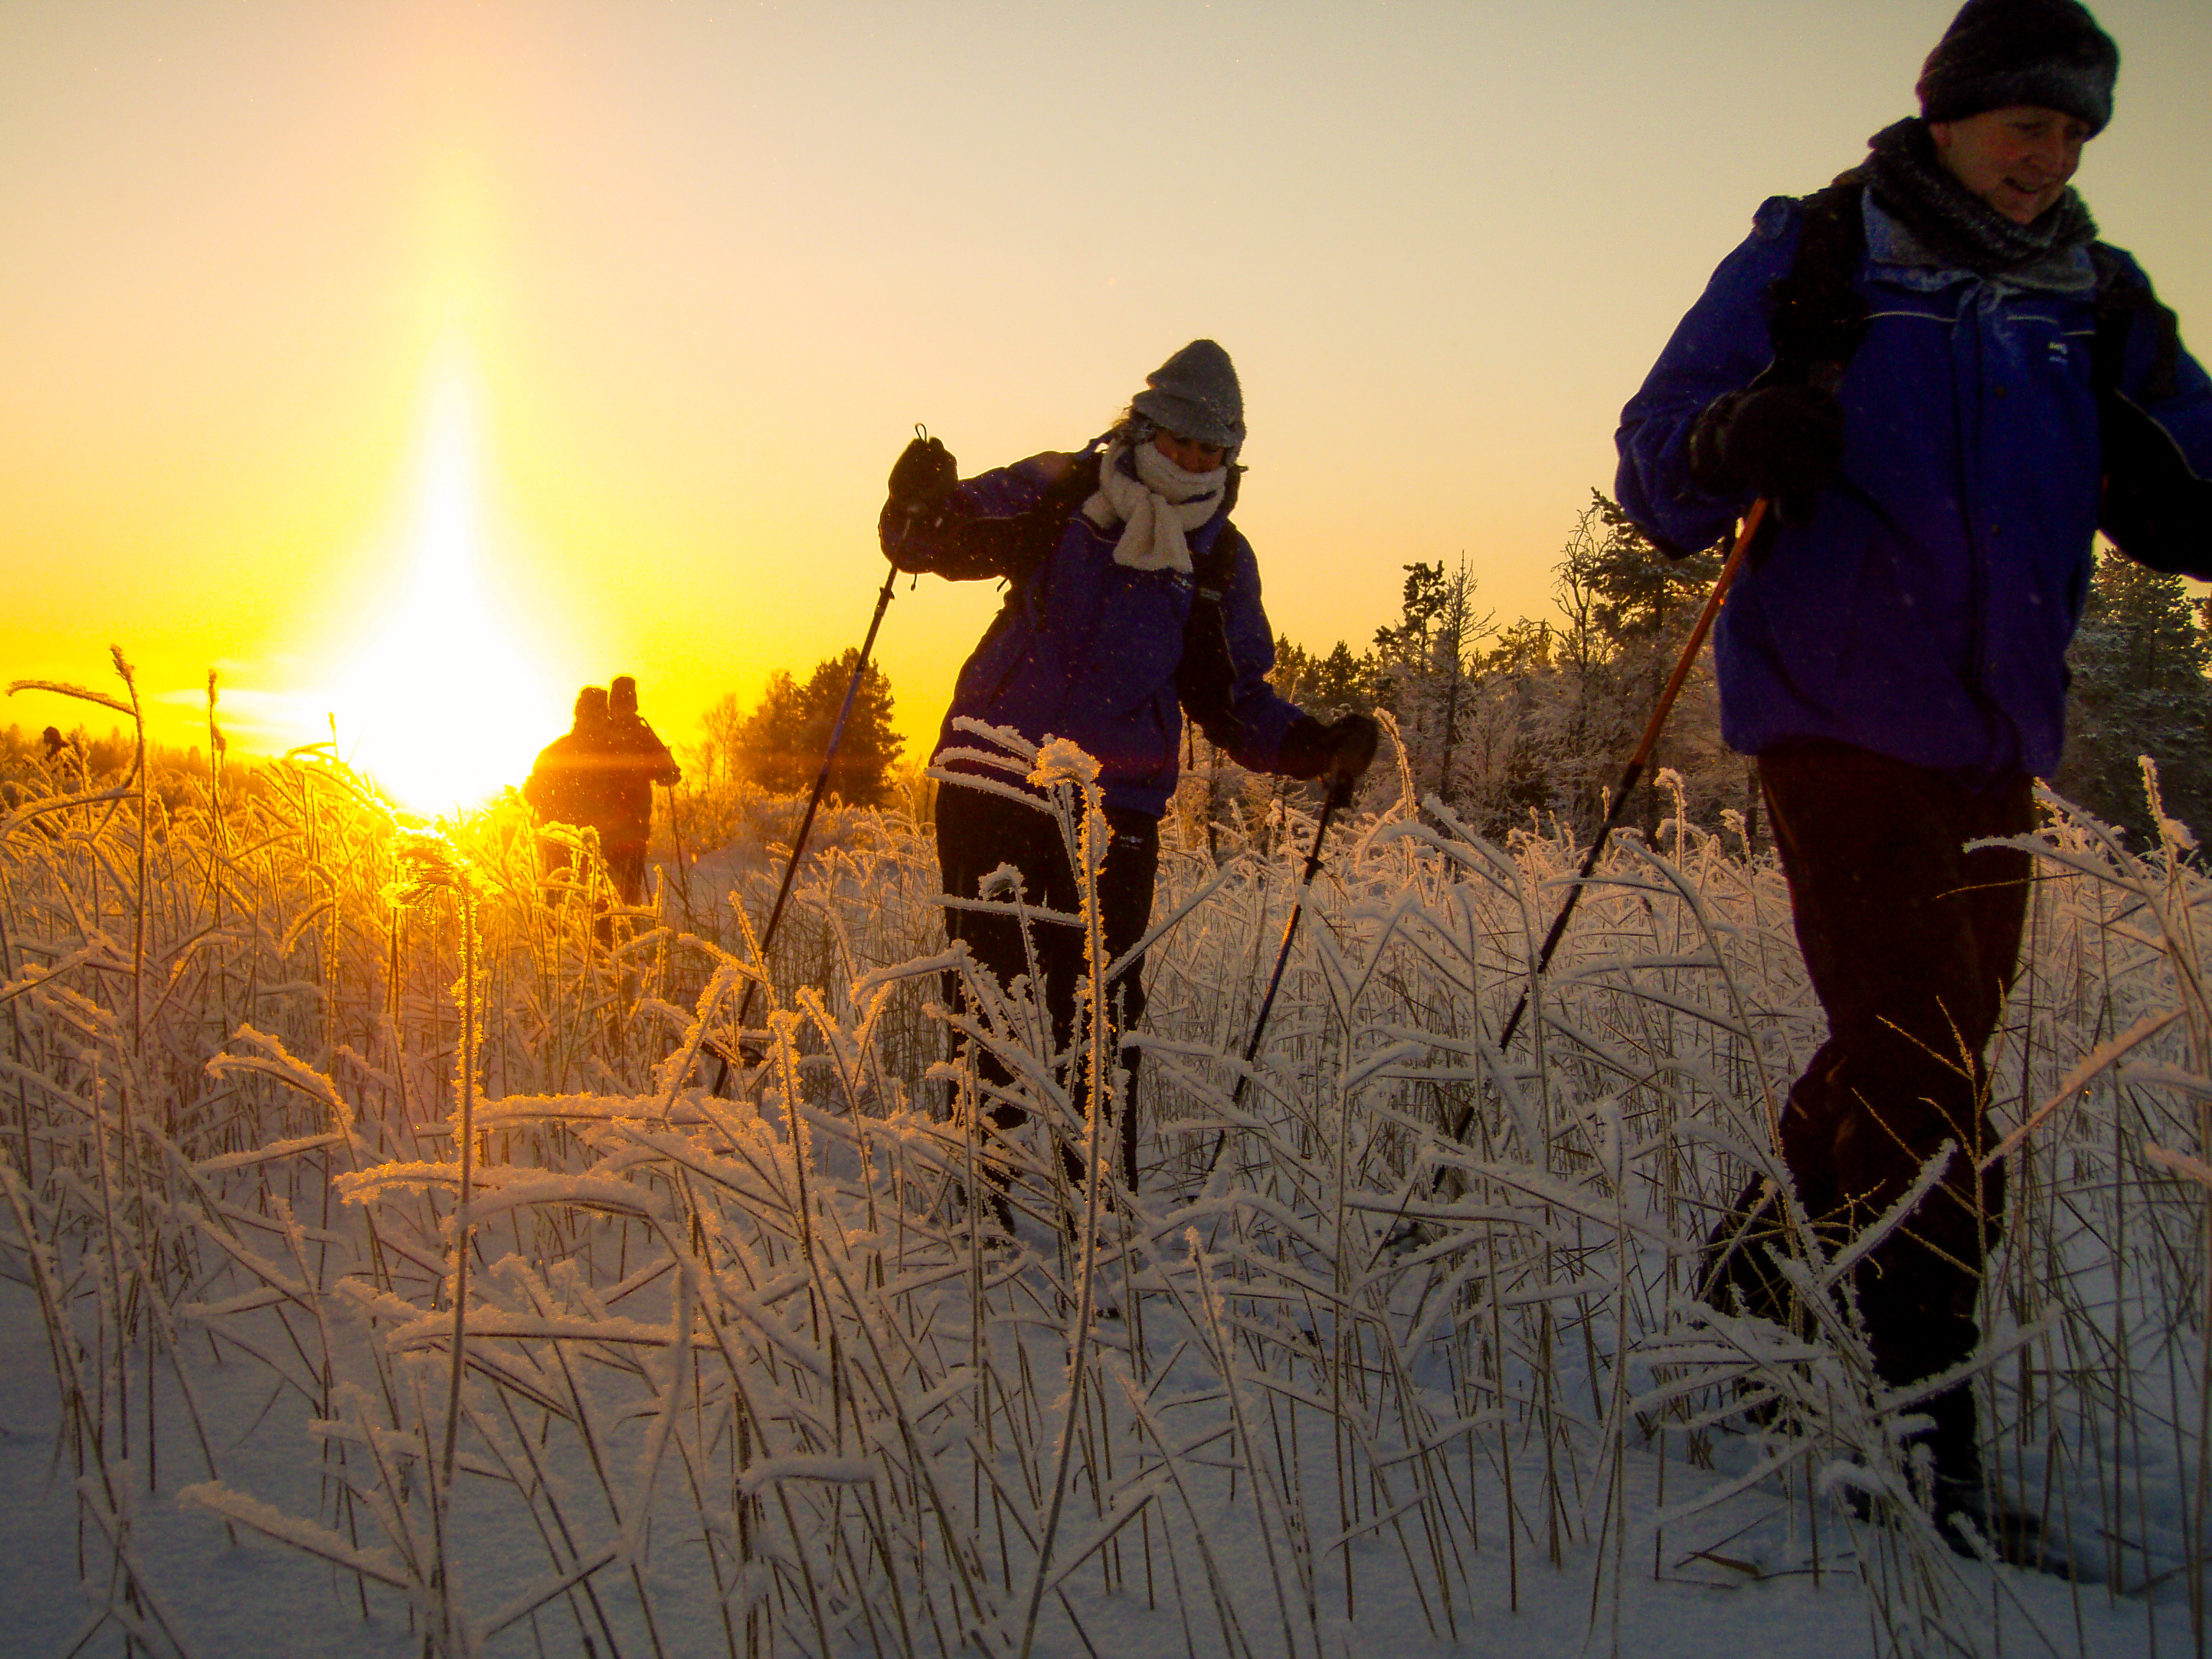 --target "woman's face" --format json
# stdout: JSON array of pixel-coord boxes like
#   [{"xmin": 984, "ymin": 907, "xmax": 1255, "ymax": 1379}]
[
  {"xmin": 1151, "ymin": 427, "xmax": 1227, "ymax": 473},
  {"xmin": 1929, "ymin": 104, "xmax": 2090, "ymax": 225}
]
